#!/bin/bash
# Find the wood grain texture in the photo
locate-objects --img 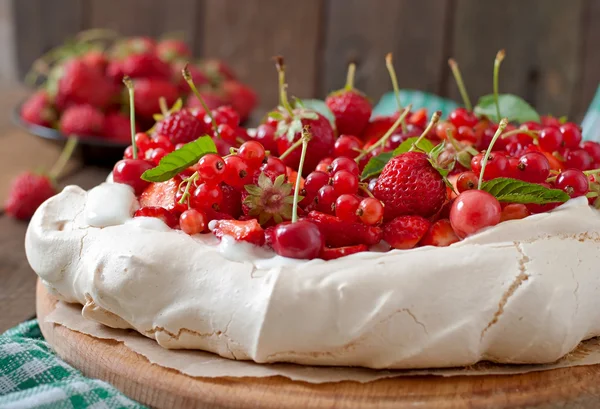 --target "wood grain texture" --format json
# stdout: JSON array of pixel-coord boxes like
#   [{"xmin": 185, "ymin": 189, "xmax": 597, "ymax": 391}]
[
  {"xmin": 321, "ymin": 0, "xmax": 451, "ymax": 98},
  {"xmin": 574, "ymin": 0, "xmax": 600, "ymax": 121},
  {"xmin": 448, "ymin": 0, "xmax": 585, "ymax": 117},
  {"xmin": 37, "ymin": 282, "xmax": 600, "ymax": 409},
  {"xmin": 12, "ymin": 0, "xmax": 84, "ymax": 79},
  {"xmin": 0, "ymin": 1, "xmax": 17, "ymax": 82},
  {"xmin": 202, "ymin": 0, "xmax": 324, "ymax": 110}
]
